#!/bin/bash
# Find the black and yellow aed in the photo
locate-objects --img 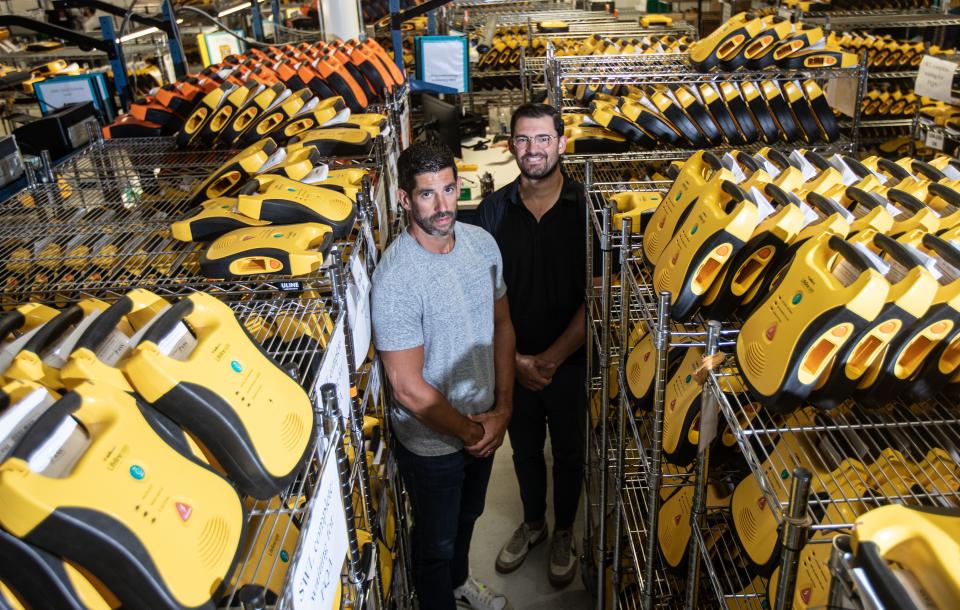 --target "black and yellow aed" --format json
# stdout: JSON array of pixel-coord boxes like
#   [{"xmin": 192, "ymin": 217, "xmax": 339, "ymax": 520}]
[
  {"xmin": 200, "ymin": 223, "xmax": 334, "ymax": 279},
  {"xmin": 172, "ymin": 198, "xmax": 272, "ymax": 243},
  {"xmin": 736, "ymin": 234, "xmax": 889, "ymax": 411},
  {"xmin": 0, "ymin": 381, "xmax": 246, "ymax": 609},
  {"xmin": 239, "ymin": 89, "xmax": 314, "ymax": 147},
  {"xmin": 220, "ymin": 83, "xmax": 286, "ymax": 147},
  {"xmin": 236, "ymin": 174, "xmax": 357, "ymax": 237},
  {"xmin": 177, "ymin": 81, "xmax": 238, "ymax": 149},
  {"xmin": 188, "ymin": 139, "xmax": 278, "ymax": 207},
  {"xmin": 286, "ymin": 126, "xmax": 374, "ymax": 157},
  {"xmin": 122, "ymin": 293, "xmax": 317, "ymax": 499}
]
